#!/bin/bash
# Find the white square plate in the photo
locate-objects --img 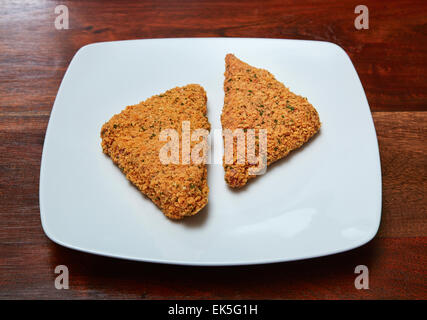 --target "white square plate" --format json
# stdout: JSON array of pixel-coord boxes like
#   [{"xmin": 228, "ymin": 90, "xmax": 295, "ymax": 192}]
[{"xmin": 40, "ymin": 38, "xmax": 381, "ymax": 265}]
